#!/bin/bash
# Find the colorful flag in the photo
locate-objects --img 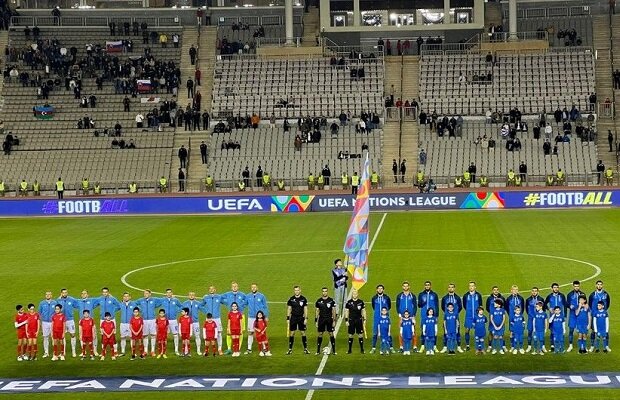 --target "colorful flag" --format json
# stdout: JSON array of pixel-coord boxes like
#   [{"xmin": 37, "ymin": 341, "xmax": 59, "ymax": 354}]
[
  {"xmin": 344, "ymin": 153, "xmax": 371, "ymax": 290},
  {"xmin": 140, "ymin": 96, "xmax": 161, "ymax": 104},
  {"xmin": 137, "ymin": 79, "xmax": 152, "ymax": 94},
  {"xmin": 105, "ymin": 40, "xmax": 123, "ymax": 53},
  {"xmin": 33, "ymin": 105, "xmax": 54, "ymax": 120}
]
